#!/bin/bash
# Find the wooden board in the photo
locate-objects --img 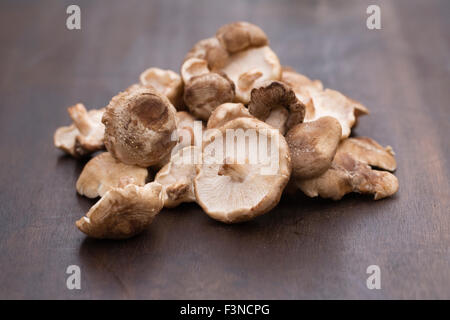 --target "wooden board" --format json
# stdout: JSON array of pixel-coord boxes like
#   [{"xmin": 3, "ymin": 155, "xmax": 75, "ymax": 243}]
[{"xmin": 0, "ymin": 0, "xmax": 449, "ymax": 299}]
